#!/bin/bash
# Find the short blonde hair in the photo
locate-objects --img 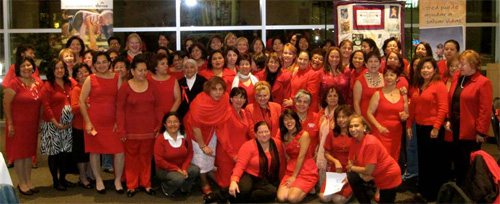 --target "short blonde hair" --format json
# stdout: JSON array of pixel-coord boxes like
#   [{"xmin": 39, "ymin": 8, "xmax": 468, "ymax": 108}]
[
  {"xmin": 254, "ymin": 81, "xmax": 271, "ymax": 93},
  {"xmin": 459, "ymin": 50, "xmax": 481, "ymax": 70},
  {"xmin": 126, "ymin": 33, "xmax": 142, "ymax": 50},
  {"xmin": 58, "ymin": 48, "xmax": 75, "ymax": 63}
]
